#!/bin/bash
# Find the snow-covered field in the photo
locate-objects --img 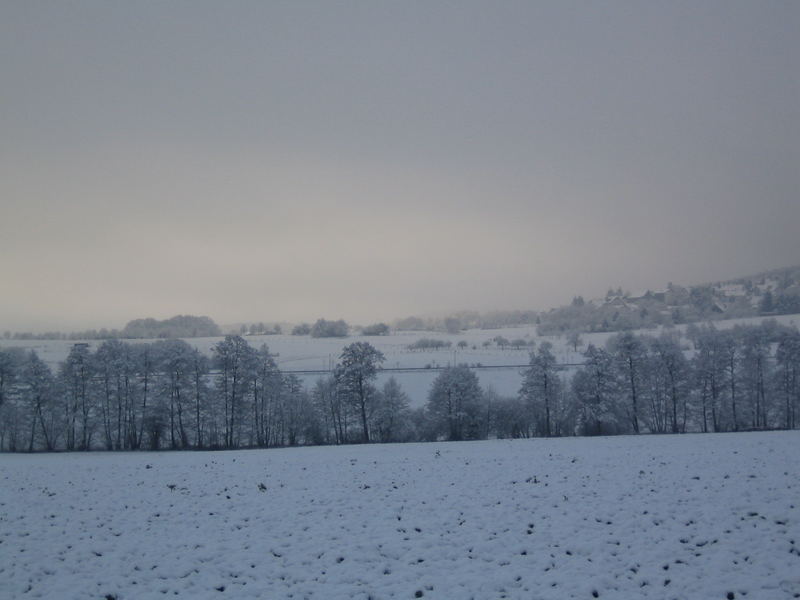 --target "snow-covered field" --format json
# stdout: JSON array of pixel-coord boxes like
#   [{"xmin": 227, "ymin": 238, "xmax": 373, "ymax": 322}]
[
  {"xmin": 1, "ymin": 432, "xmax": 798, "ymax": 599},
  {"xmin": 3, "ymin": 313, "xmax": 798, "ymax": 405}
]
